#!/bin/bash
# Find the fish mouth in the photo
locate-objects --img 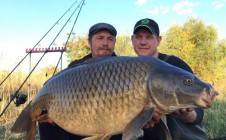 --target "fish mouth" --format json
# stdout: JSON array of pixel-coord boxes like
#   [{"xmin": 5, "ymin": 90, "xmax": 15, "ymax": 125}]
[
  {"xmin": 202, "ymin": 98, "xmax": 212, "ymax": 108},
  {"xmin": 201, "ymin": 90, "xmax": 218, "ymax": 108},
  {"xmin": 210, "ymin": 91, "xmax": 218, "ymax": 101}
]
